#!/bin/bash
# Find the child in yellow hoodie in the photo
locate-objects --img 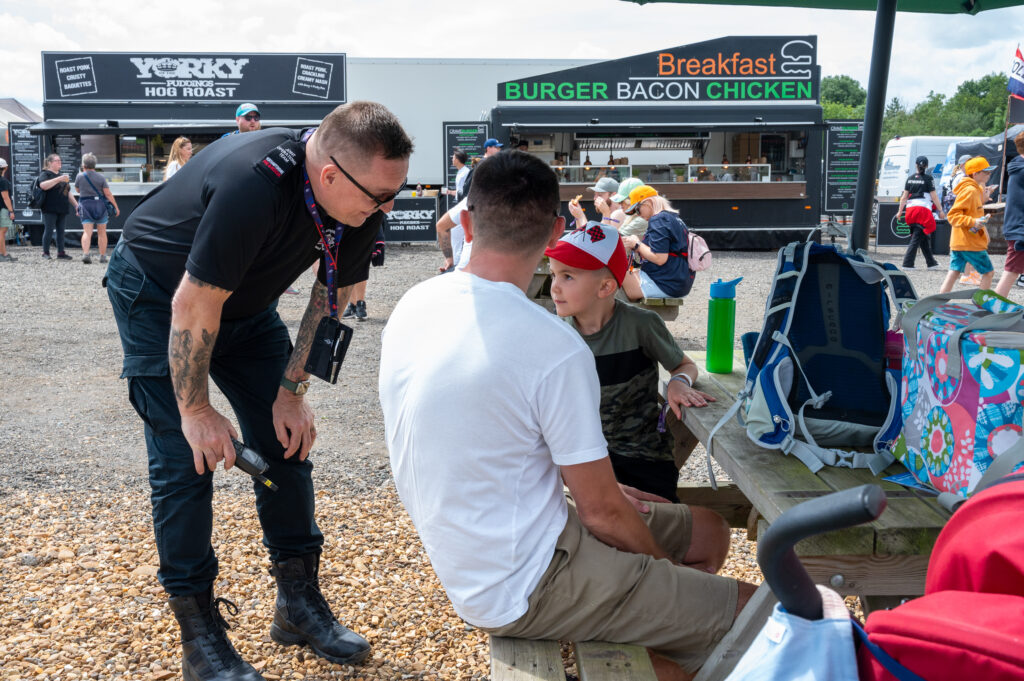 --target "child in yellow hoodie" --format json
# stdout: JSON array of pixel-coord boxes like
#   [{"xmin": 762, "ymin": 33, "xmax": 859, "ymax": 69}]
[{"xmin": 940, "ymin": 156, "xmax": 998, "ymax": 293}]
